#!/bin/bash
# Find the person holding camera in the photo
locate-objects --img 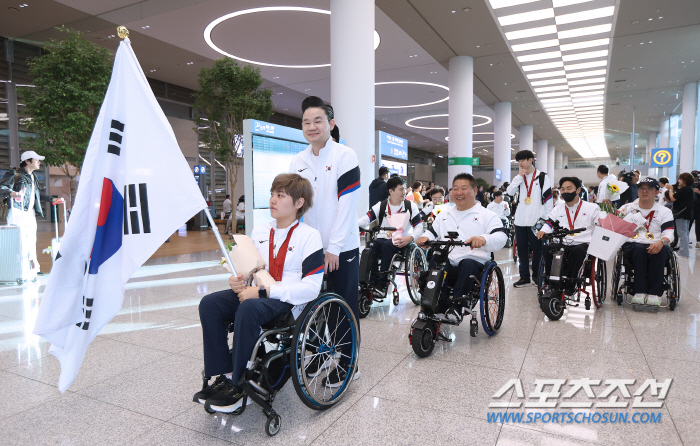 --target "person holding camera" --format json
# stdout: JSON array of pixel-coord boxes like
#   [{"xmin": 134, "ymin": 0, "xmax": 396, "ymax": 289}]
[
  {"xmin": 665, "ymin": 172, "xmax": 694, "ymax": 257},
  {"xmin": 618, "ymin": 170, "xmax": 638, "ymax": 206}
]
